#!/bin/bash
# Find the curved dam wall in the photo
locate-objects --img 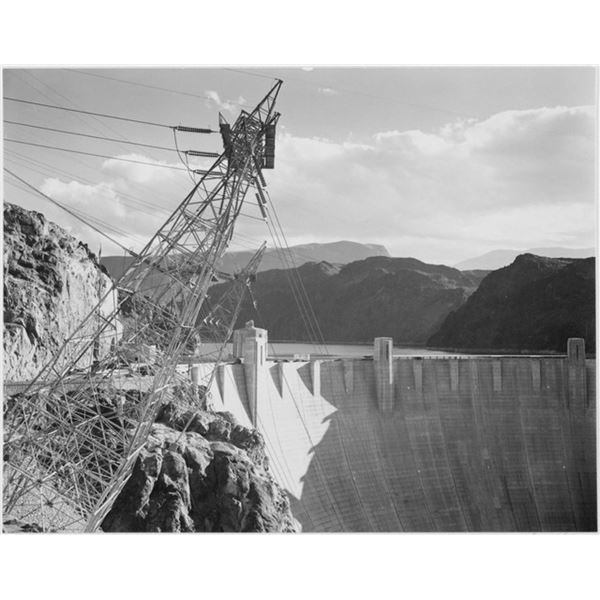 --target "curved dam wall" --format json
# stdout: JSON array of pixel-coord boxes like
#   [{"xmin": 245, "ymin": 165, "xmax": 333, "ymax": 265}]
[{"xmin": 192, "ymin": 340, "xmax": 596, "ymax": 532}]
